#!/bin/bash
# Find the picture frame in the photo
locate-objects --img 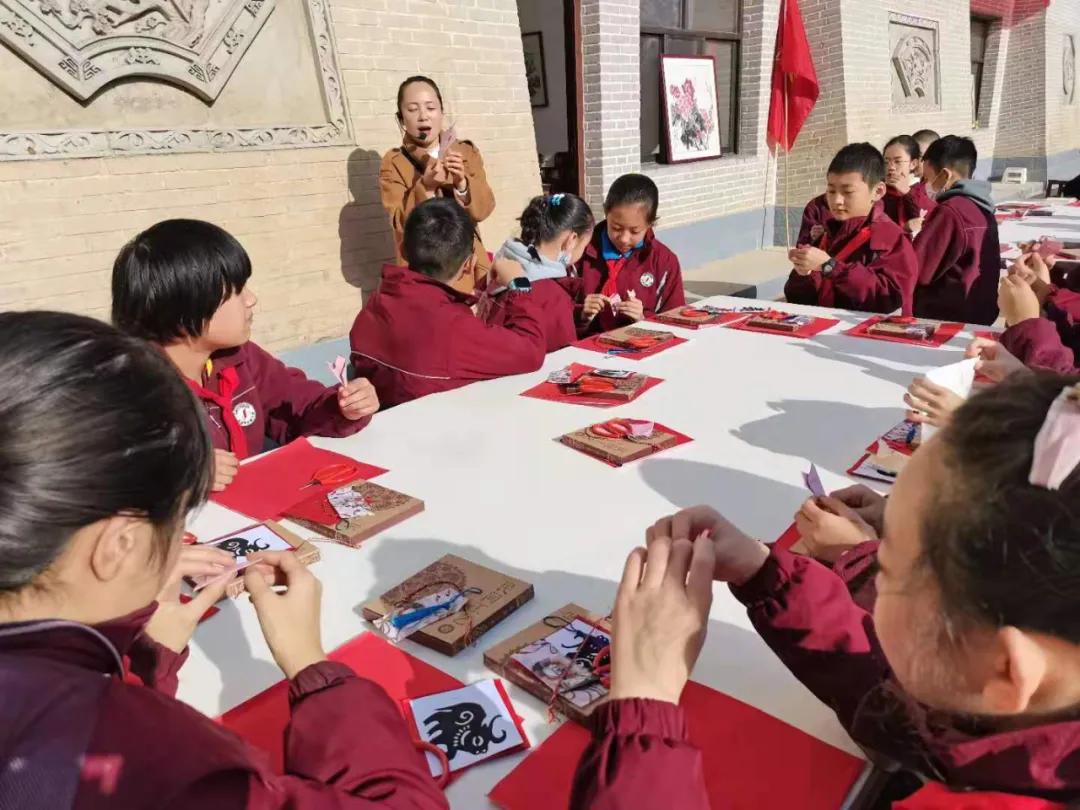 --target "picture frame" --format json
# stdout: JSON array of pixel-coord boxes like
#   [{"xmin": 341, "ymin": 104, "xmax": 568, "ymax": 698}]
[
  {"xmin": 522, "ymin": 31, "xmax": 549, "ymax": 108},
  {"xmin": 659, "ymin": 54, "xmax": 722, "ymax": 164}
]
